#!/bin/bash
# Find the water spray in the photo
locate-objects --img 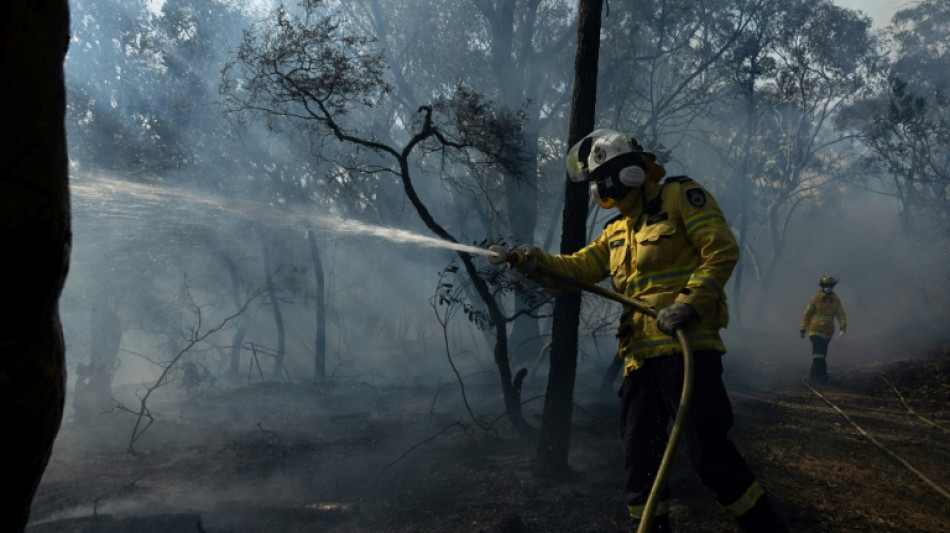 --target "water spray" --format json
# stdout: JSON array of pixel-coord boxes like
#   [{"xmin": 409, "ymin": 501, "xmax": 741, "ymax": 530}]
[
  {"xmin": 488, "ymin": 245, "xmax": 694, "ymax": 533},
  {"xmin": 71, "ymin": 173, "xmax": 503, "ymax": 257}
]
